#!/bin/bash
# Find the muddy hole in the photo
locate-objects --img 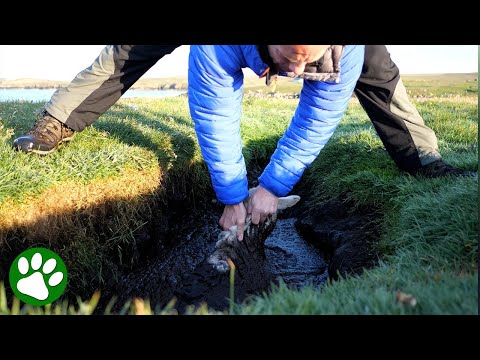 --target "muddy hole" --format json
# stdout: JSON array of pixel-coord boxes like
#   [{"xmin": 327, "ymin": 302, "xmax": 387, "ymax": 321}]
[{"xmin": 97, "ymin": 192, "xmax": 379, "ymax": 314}]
